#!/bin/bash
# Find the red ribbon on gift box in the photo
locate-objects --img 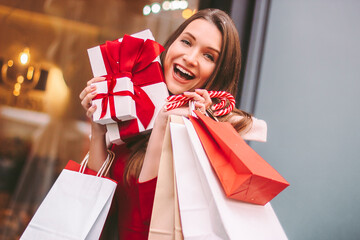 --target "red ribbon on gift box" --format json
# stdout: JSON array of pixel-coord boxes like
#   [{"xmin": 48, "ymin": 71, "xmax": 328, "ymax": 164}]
[
  {"xmin": 93, "ymin": 35, "xmax": 165, "ymax": 129},
  {"xmin": 93, "ymin": 74, "xmax": 134, "ymax": 122}
]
